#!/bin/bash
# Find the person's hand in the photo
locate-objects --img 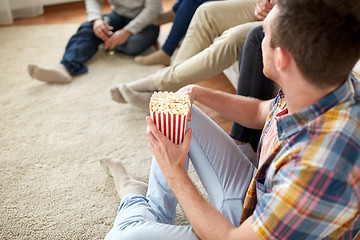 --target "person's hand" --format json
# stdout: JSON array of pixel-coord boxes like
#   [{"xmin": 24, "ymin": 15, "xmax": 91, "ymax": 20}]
[
  {"xmin": 93, "ymin": 19, "xmax": 113, "ymax": 42},
  {"xmin": 176, "ymin": 84, "xmax": 197, "ymax": 121},
  {"xmin": 104, "ymin": 28, "xmax": 132, "ymax": 50},
  {"xmin": 254, "ymin": 0, "xmax": 275, "ymax": 20},
  {"xmin": 146, "ymin": 117, "xmax": 192, "ymax": 181}
]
